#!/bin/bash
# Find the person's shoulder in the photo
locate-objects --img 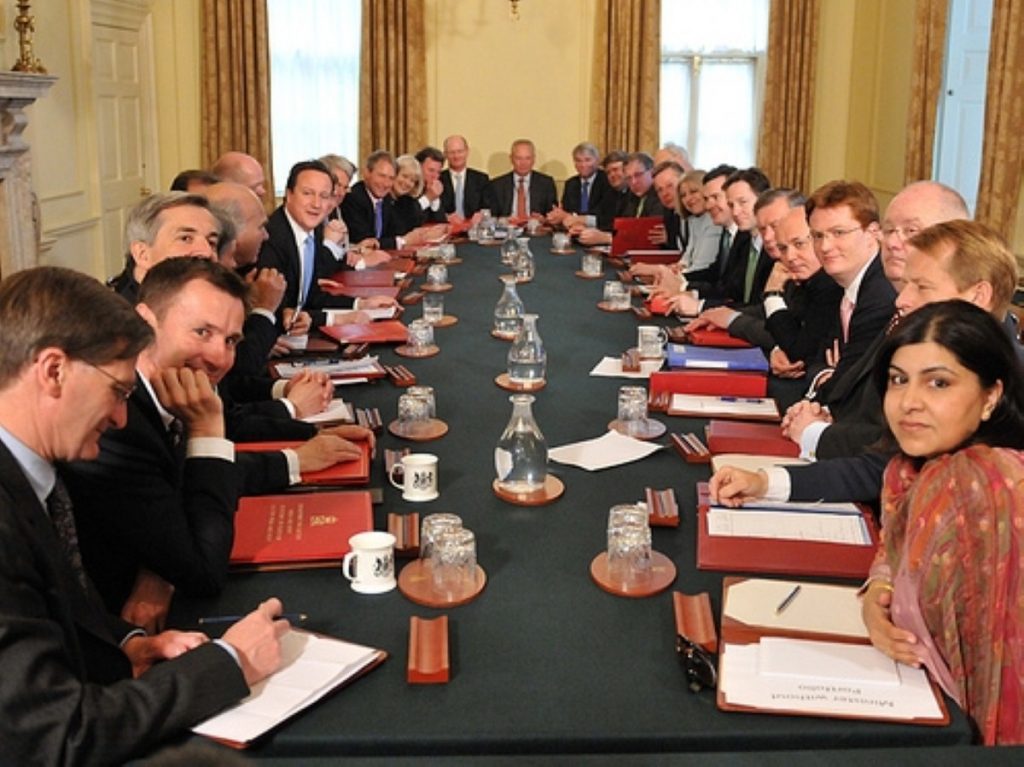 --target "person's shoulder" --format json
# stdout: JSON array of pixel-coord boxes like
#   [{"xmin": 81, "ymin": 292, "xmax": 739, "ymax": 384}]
[{"xmin": 924, "ymin": 444, "xmax": 1024, "ymax": 487}]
